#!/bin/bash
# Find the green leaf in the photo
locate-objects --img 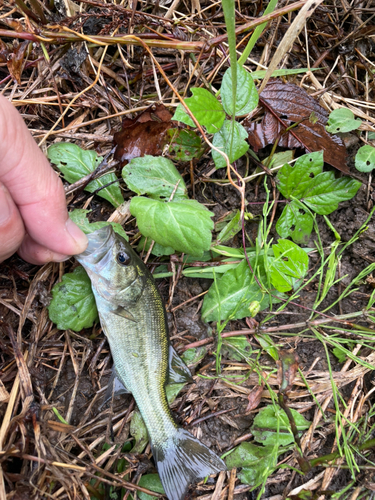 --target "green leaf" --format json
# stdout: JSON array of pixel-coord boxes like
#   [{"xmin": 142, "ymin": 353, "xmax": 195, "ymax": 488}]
[
  {"xmin": 182, "ymin": 259, "xmax": 241, "ymax": 280},
  {"xmin": 138, "ymin": 474, "xmax": 165, "ymax": 500},
  {"xmin": 212, "ymin": 120, "xmax": 249, "ymax": 169},
  {"xmin": 48, "ymin": 143, "xmax": 123, "ymax": 207},
  {"xmin": 69, "ymin": 209, "xmax": 128, "ymax": 240},
  {"xmin": 225, "ymin": 443, "xmax": 275, "ymax": 487},
  {"xmin": 355, "ymin": 145, "xmax": 375, "ymax": 172},
  {"xmin": 301, "ymin": 173, "xmax": 362, "ymax": 215},
  {"xmin": 130, "ymin": 197, "xmax": 214, "ymax": 257},
  {"xmin": 264, "ymin": 150, "xmax": 294, "ymax": 169},
  {"xmin": 48, "ymin": 266, "xmax": 98, "ymax": 331},
  {"xmin": 250, "ymin": 67, "xmax": 320, "ymax": 80},
  {"xmin": 167, "ymin": 128, "xmax": 205, "ymax": 161},
  {"xmin": 216, "ymin": 210, "xmax": 242, "ymax": 244},
  {"xmin": 270, "ymin": 239, "xmax": 309, "ymax": 293},
  {"xmin": 221, "ymin": 64, "xmax": 259, "ymax": 116},
  {"xmin": 277, "ymin": 151, "xmax": 324, "ymax": 200},
  {"xmin": 181, "ymin": 347, "xmax": 207, "ymax": 366},
  {"xmin": 333, "ymin": 346, "xmax": 347, "ymax": 363},
  {"xmin": 326, "ymin": 108, "xmax": 361, "ymax": 134},
  {"xmin": 130, "ymin": 410, "xmax": 149, "ymax": 454},
  {"xmin": 122, "ymin": 156, "xmax": 187, "ymax": 200},
  {"xmin": 251, "ymin": 405, "xmax": 310, "ymax": 447},
  {"xmin": 222, "ymin": 336, "xmax": 252, "ymax": 361},
  {"xmin": 172, "ymin": 88, "xmax": 225, "ymax": 133},
  {"xmin": 201, "ymin": 259, "xmax": 275, "ymax": 323},
  {"xmin": 136, "ymin": 236, "xmax": 175, "ymax": 257},
  {"xmin": 276, "ymin": 202, "xmax": 314, "ymax": 245}
]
